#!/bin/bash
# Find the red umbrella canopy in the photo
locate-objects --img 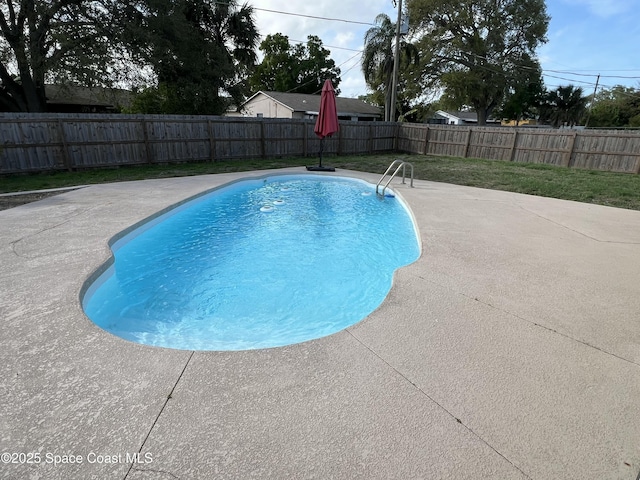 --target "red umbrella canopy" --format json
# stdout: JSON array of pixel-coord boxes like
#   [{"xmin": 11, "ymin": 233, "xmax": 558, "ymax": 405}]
[{"xmin": 314, "ymin": 79, "xmax": 339, "ymax": 139}]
